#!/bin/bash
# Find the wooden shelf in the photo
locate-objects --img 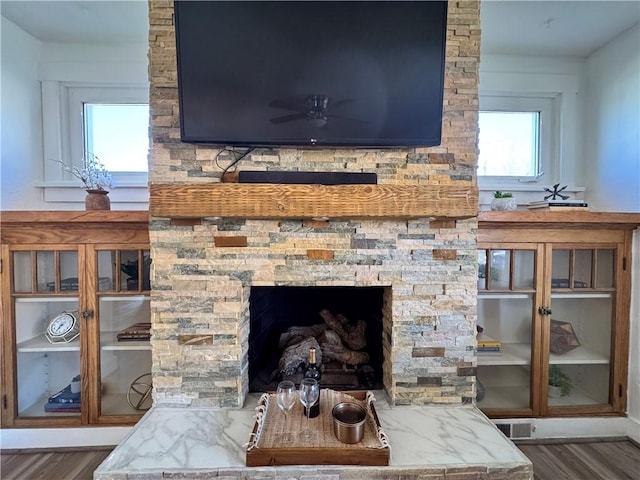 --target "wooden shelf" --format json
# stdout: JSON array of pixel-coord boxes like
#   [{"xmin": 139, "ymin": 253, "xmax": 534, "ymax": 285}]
[
  {"xmin": 1, "ymin": 211, "xmax": 149, "ymax": 244},
  {"xmin": 477, "ymin": 215, "xmax": 634, "ymax": 419},
  {"xmin": 478, "ymin": 211, "xmax": 640, "ymax": 229},
  {"xmin": 0, "ymin": 211, "xmax": 149, "ymax": 225},
  {"xmin": 149, "ymin": 183, "xmax": 478, "ymax": 220},
  {"xmin": 2, "ymin": 212, "xmax": 152, "ymax": 429}
]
